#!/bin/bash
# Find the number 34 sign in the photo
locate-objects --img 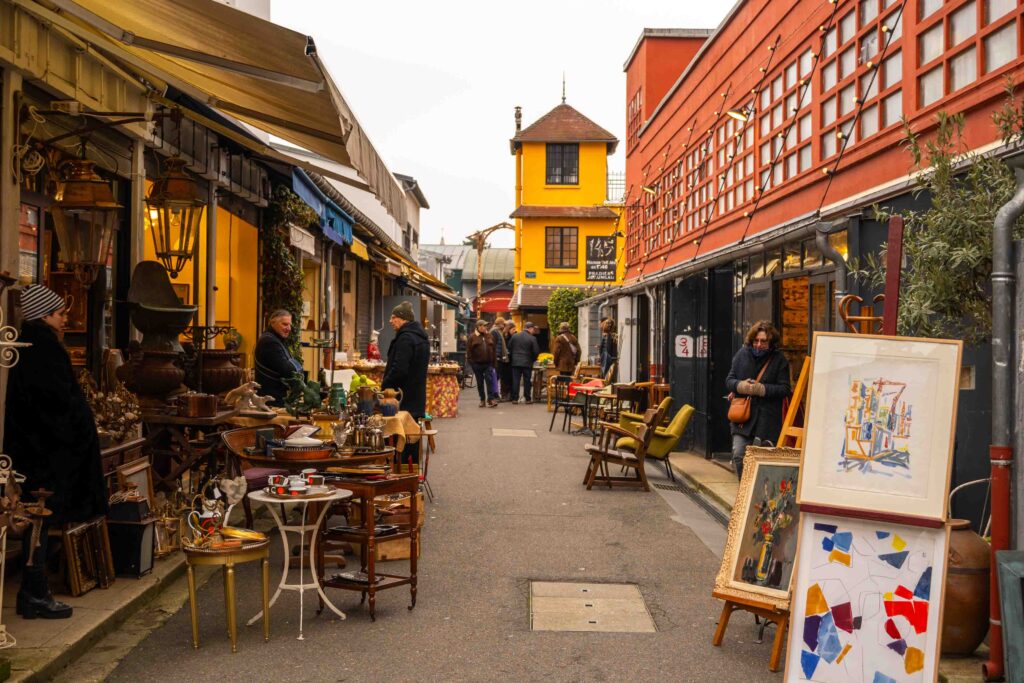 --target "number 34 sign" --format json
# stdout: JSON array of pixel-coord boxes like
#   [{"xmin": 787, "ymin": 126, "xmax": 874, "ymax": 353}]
[{"xmin": 675, "ymin": 334, "xmax": 708, "ymax": 358}]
